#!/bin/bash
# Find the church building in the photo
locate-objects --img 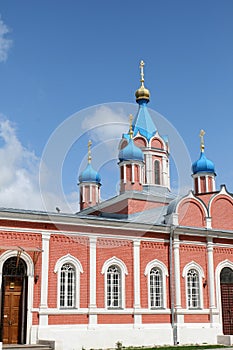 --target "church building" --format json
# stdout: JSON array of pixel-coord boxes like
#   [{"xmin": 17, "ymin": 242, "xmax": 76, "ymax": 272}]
[{"xmin": 0, "ymin": 61, "xmax": 233, "ymax": 350}]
